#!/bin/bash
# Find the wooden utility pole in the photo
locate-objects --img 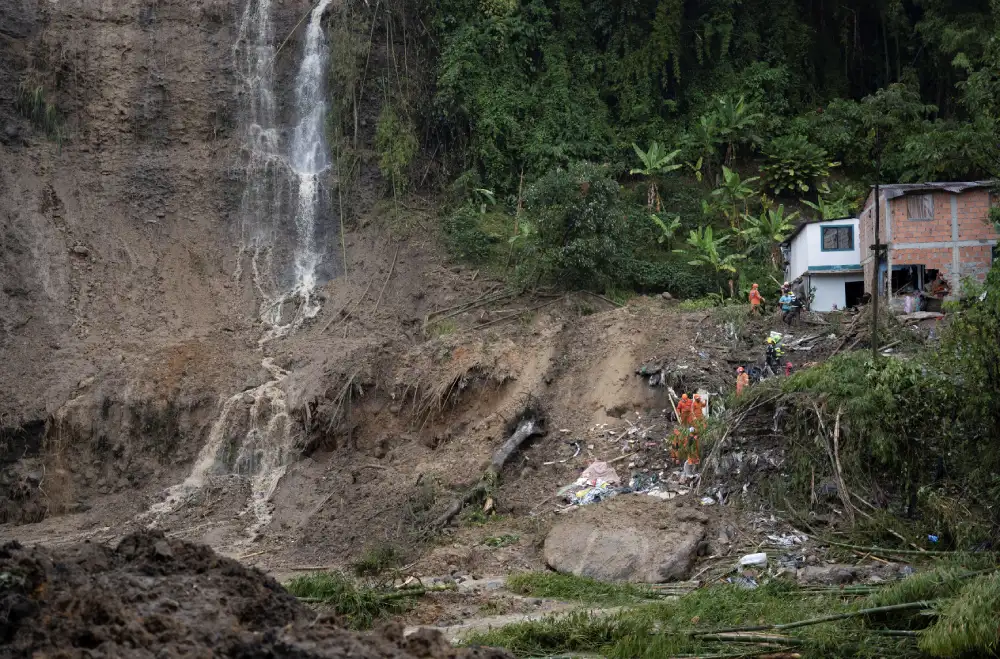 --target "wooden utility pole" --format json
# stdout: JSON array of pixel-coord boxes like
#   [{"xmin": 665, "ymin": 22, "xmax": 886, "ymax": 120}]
[{"xmin": 871, "ymin": 131, "xmax": 883, "ymax": 361}]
